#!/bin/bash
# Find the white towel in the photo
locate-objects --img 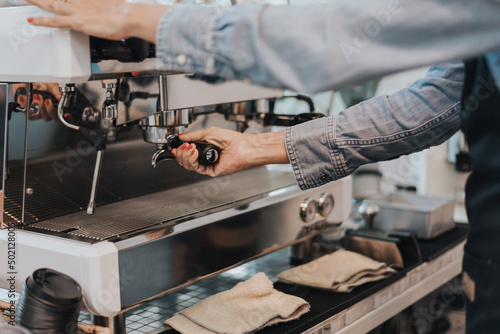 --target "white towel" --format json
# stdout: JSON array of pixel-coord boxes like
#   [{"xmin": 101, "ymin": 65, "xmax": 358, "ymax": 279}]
[
  {"xmin": 165, "ymin": 272, "xmax": 309, "ymax": 334},
  {"xmin": 277, "ymin": 250, "xmax": 396, "ymax": 292}
]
